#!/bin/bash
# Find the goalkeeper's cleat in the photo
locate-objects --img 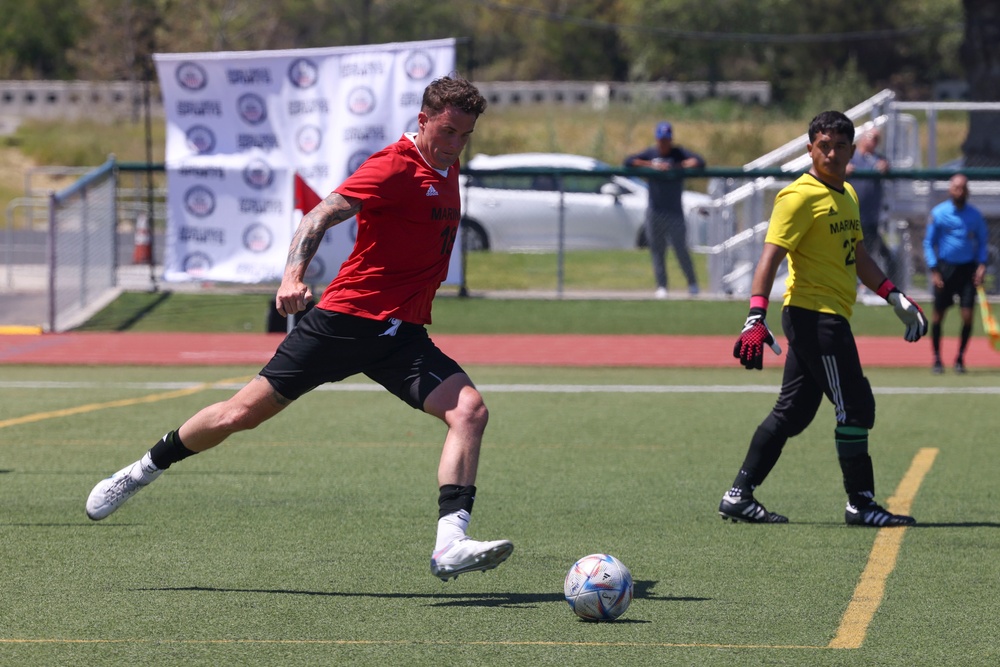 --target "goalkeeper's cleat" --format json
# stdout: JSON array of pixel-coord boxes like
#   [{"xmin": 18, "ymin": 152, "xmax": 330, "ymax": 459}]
[
  {"xmin": 430, "ymin": 537, "xmax": 513, "ymax": 581},
  {"xmin": 86, "ymin": 456, "xmax": 162, "ymax": 521},
  {"xmin": 718, "ymin": 491, "xmax": 788, "ymax": 524},
  {"xmin": 932, "ymin": 359, "xmax": 944, "ymax": 375},
  {"xmin": 954, "ymin": 359, "xmax": 967, "ymax": 374},
  {"xmin": 845, "ymin": 501, "xmax": 915, "ymax": 527}
]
